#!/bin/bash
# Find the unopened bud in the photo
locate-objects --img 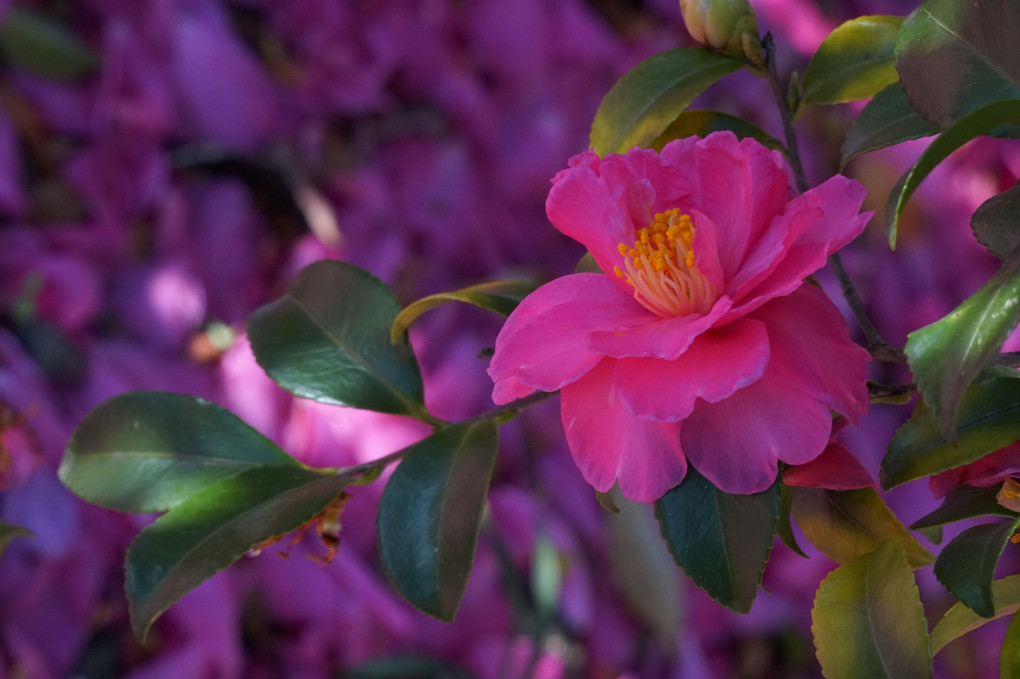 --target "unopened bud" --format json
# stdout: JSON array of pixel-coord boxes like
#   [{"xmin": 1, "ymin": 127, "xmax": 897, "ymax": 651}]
[{"xmin": 680, "ymin": 0, "xmax": 759, "ymax": 59}]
